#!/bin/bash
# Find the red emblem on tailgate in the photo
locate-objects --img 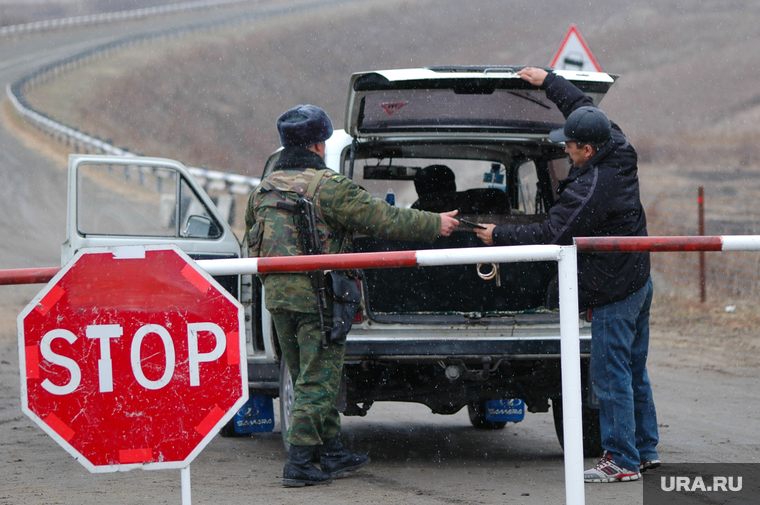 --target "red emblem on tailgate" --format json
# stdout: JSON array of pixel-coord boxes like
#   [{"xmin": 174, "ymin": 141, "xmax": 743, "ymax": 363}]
[{"xmin": 381, "ymin": 102, "xmax": 408, "ymax": 115}]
